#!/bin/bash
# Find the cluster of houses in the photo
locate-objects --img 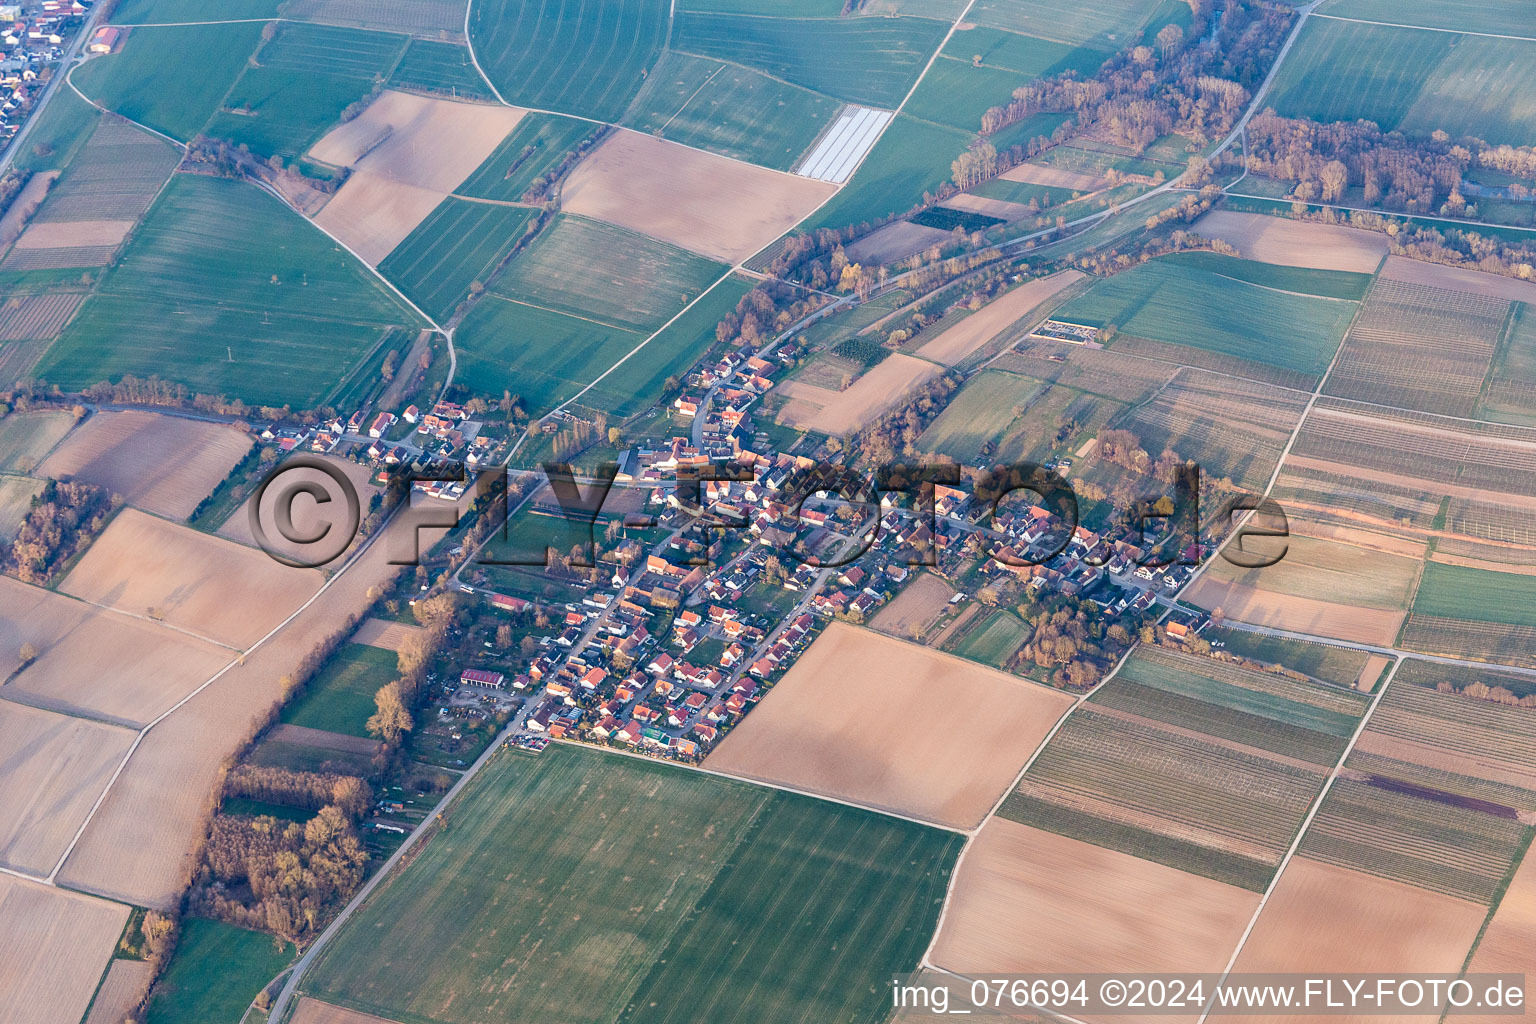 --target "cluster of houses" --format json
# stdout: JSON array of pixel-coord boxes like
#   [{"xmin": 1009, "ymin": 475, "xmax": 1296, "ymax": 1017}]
[{"xmin": 0, "ymin": 1, "xmax": 89, "ymax": 142}]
